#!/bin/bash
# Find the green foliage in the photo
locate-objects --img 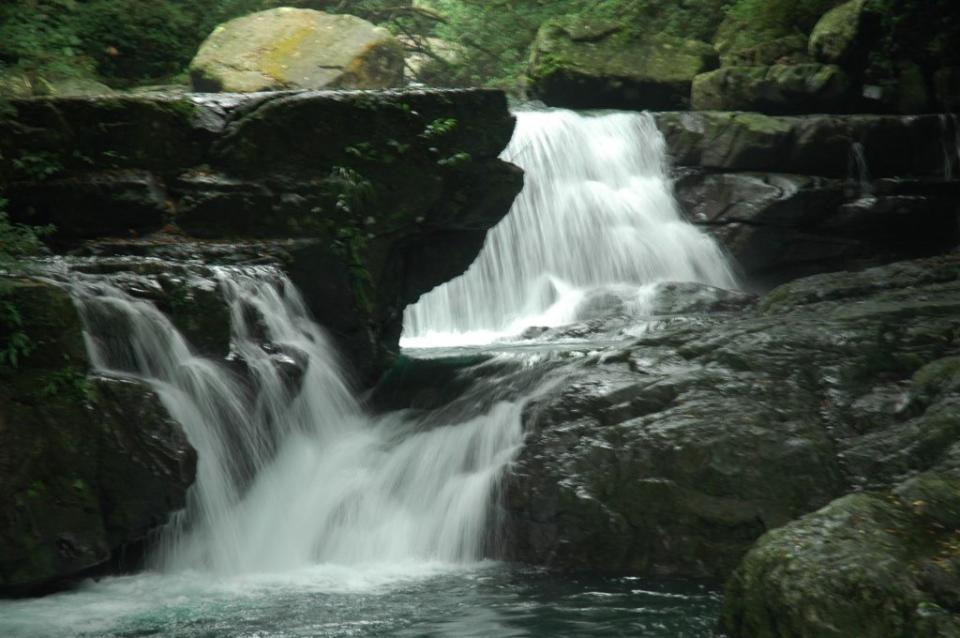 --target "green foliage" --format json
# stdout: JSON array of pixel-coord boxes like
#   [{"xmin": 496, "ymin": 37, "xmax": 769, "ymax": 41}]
[
  {"xmin": 420, "ymin": 116, "xmax": 458, "ymax": 139},
  {"xmin": 75, "ymin": 1, "xmax": 198, "ymax": 81},
  {"xmin": 0, "ymin": 196, "xmax": 53, "ymax": 372},
  {"xmin": 323, "ymin": 166, "xmax": 376, "ymax": 312},
  {"xmin": 329, "ymin": 166, "xmax": 375, "ymax": 216},
  {"xmin": 11, "ymin": 151, "xmax": 64, "ymax": 181},
  {"xmin": 39, "ymin": 364, "xmax": 94, "ymax": 401},
  {"xmin": 0, "ymin": 198, "xmax": 52, "ymax": 263},
  {"xmin": 0, "ymin": 0, "xmax": 94, "ymax": 80},
  {"xmin": 415, "ymin": 0, "xmax": 585, "ymax": 89},
  {"xmin": 0, "ymin": 303, "xmax": 33, "ymax": 368}
]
